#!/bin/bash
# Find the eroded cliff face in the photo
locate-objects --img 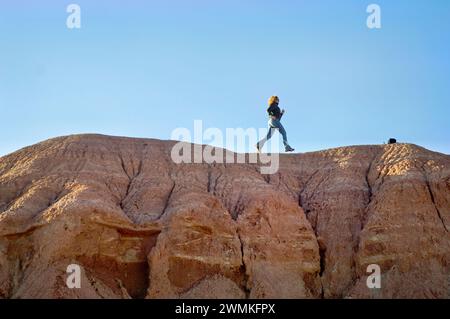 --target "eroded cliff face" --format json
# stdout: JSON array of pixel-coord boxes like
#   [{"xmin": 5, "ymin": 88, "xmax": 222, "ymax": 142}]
[{"xmin": 0, "ymin": 134, "xmax": 449, "ymax": 299}]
